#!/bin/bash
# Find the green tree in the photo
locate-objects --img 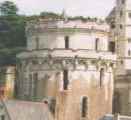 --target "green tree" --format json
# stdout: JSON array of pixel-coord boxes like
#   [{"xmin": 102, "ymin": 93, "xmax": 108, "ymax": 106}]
[
  {"xmin": 0, "ymin": 1, "xmax": 26, "ymax": 66},
  {"xmin": 40, "ymin": 12, "xmax": 61, "ymax": 19},
  {"xmin": 0, "ymin": 1, "xmax": 18, "ymax": 16}
]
